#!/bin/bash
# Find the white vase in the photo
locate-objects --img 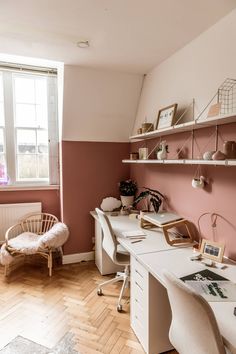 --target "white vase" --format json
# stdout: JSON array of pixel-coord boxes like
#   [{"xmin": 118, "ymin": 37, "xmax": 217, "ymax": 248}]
[
  {"xmin": 157, "ymin": 141, "xmax": 167, "ymax": 160},
  {"xmin": 120, "ymin": 195, "xmax": 134, "ymax": 207}
]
